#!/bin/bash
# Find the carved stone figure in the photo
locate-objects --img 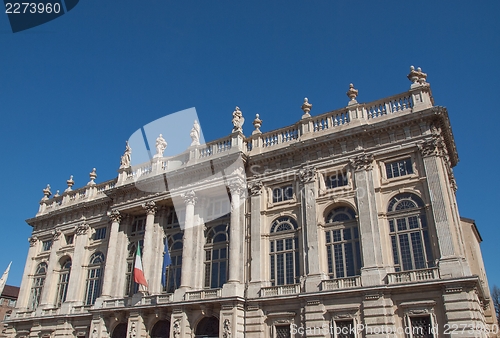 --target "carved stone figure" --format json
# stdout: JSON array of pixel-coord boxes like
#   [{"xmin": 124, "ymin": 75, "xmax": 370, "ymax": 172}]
[
  {"xmin": 154, "ymin": 134, "xmax": 167, "ymax": 158},
  {"xmin": 172, "ymin": 319, "xmax": 181, "ymax": 338},
  {"xmin": 222, "ymin": 319, "xmax": 231, "ymax": 338},
  {"xmin": 232, "ymin": 107, "xmax": 244, "ymax": 132},
  {"xmin": 120, "ymin": 141, "xmax": 132, "ymax": 169},
  {"xmin": 190, "ymin": 120, "xmax": 201, "ymax": 146},
  {"xmin": 128, "ymin": 322, "xmax": 136, "ymax": 338}
]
